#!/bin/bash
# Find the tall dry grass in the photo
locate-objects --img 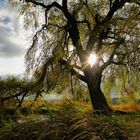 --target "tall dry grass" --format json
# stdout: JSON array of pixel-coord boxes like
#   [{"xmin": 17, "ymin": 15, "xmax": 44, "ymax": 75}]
[
  {"xmin": 112, "ymin": 103, "xmax": 140, "ymax": 112},
  {"xmin": 0, "ymin": 100, "xmax": 140, "ymax": 140}
]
